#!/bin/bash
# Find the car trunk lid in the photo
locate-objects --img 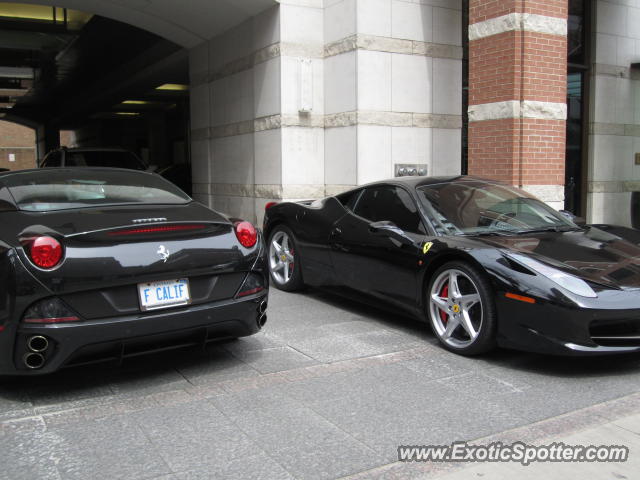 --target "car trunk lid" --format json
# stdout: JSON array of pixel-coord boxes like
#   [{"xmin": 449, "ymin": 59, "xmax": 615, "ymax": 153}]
[{"xmin": 11, "ymin": 203, "xmax": 254, "ymax": 296}]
